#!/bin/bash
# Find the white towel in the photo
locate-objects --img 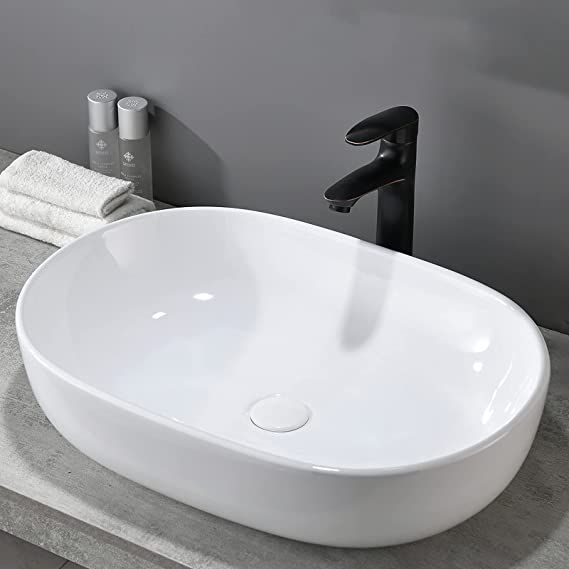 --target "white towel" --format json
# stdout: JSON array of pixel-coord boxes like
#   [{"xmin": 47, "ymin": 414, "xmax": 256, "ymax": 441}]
[
  {"xmin": 0, "ymin": 186, "xmax": 155, "ymax": 236},
  {"xmin": 0, "ymin": 150, "xmax": 133, "ymax": 217},
  {"xmin": 0, "ymin": 209, "xmax": 73, "ymax": 248}
]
